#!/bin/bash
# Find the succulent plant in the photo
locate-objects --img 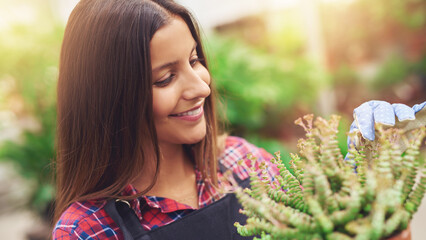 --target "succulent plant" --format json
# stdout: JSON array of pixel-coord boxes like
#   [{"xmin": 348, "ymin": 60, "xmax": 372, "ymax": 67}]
[{"xmin": 234, "ymin": 114, "xmax": 425, "ymax": 240}]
